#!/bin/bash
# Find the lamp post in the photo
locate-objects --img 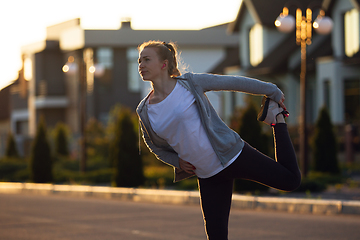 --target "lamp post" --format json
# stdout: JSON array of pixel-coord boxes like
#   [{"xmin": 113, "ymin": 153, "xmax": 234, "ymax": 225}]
[
  {"xmin": 63, "ymin": 49, "xmax": 96, "ymax": 174},
  {"xmin": 275, "ymin": 3, "xmax": 333, "ymax": 176}
]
